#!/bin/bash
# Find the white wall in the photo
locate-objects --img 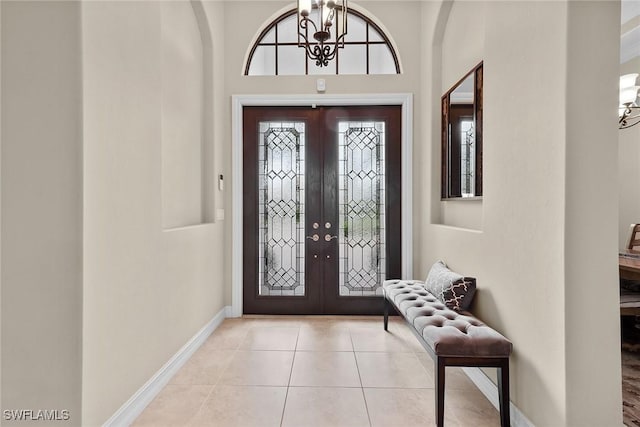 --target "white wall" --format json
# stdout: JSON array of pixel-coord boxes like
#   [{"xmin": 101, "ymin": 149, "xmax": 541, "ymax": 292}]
[
  {"xmin": 1, "ymin": 2, "xmax": 83, "ymax": 424},
  {"xmin": 81, "ymin": 2, "xmax": 226, "ymax": 424},
  {"xmin": 420, "ymin": 1, "xmax": 622, "ymax": 425}
]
